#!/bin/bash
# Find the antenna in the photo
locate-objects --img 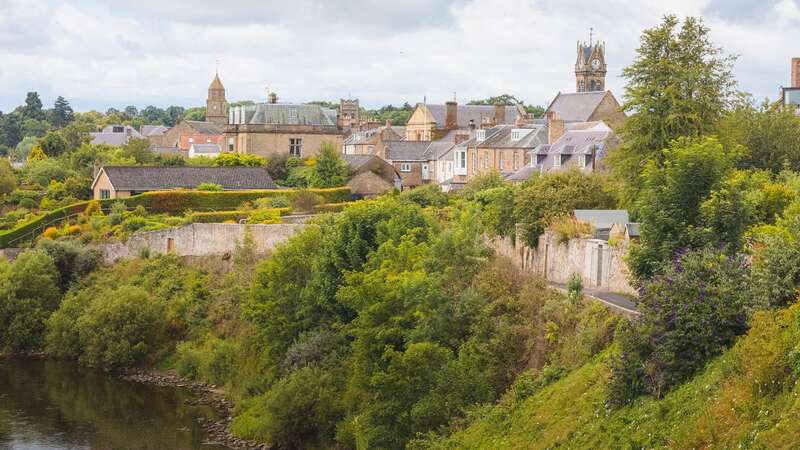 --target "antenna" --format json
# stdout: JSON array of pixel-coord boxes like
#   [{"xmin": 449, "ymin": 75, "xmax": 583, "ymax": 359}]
[
  {"xmin": 453, "ymin": 91, "xmax": 457, "ymax": 102},
  {"xmin": 215, "ymin": 58, "xmax": 220, "ymax": 75}
]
